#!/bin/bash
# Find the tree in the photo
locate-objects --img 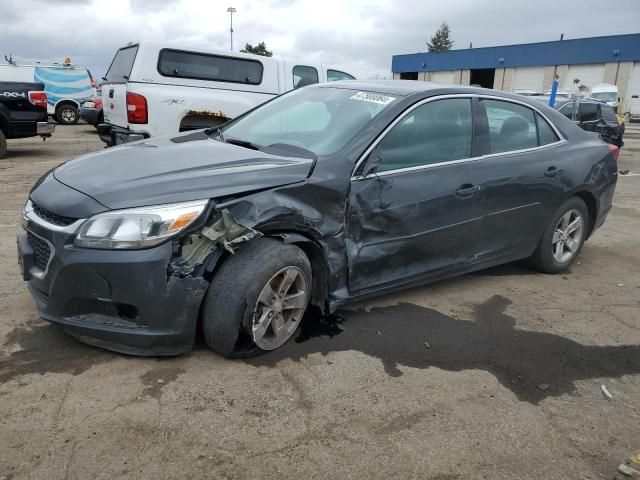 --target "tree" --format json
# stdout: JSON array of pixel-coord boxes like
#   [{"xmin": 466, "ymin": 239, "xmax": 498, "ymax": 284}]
[
  {"xmin": 427, "ymin": 22, "xmax": 454, "ymax": 52},
  {"xmin": 240, "ymin": 41, "xmax": 273, "ymax": 57}
]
